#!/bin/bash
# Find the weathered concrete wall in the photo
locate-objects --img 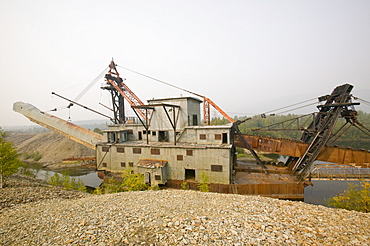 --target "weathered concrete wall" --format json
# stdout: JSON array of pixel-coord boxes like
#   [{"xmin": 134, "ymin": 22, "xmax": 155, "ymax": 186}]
[
  {"xmin": 13, "ymin": 102, "xmax": 103, "ymax": 149},
  {"xmin": 96, "ymin": 144, "xmax": 232, "ymax": 184}
]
